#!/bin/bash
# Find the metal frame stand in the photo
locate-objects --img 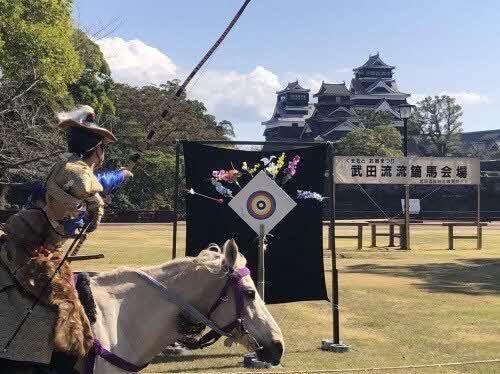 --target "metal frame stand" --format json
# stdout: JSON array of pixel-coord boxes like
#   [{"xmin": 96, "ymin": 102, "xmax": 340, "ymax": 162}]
[
  {"xmin": 477, "ymin": 183, "xmax": 481, "ymax": 250},
  {"xmin": 171, "ymin": 139, "xmax": 336, "ymax": 365},
  {"xmin": 321, "ymin": 144, "xmax": 350, "ymax": 353}
]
